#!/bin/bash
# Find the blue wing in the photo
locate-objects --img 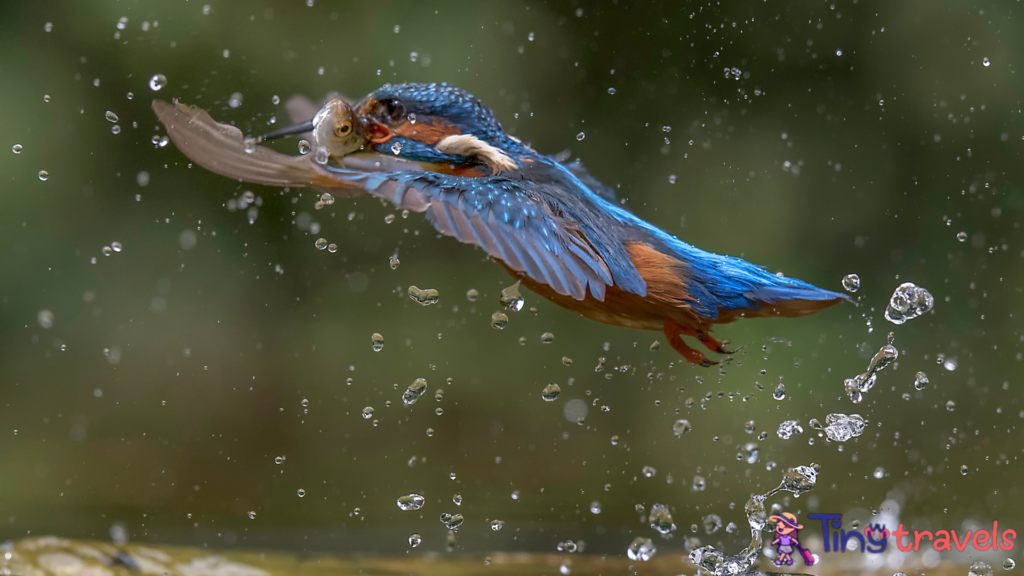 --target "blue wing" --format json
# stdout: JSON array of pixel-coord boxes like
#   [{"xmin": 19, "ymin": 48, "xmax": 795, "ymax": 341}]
[{"xmin": 322, "ymin": 168, "xmax": 619, "ymax": 301}]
